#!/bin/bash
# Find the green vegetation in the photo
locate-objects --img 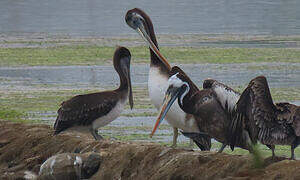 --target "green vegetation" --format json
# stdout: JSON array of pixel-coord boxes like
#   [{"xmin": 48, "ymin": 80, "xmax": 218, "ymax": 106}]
[
  {"xmin": 1, "ymin": 36, "xmax": 300, "ymax": 158},
  {"xmin": 0, "ymin": 86, "xmax": 299, "ymax": 122},
  {"xmin": 0, "ymin": 108, "xmax": 28, "ymax": 123},
  {"xmin": 156, "ymin": 140, "xmax": 300, "ymax": 158},
  {"xmin": 217, "ymin": 142, "xmax": 300, "ymax": 158},
  {"xmin": 0, "ymin": 87, "xmax": 153, "ymax": 120},
  {"xmin": 1, "ymin": 45, "xmax": 300, "ymax": 66},
  {"xmin": 1, "ymin": 85, "xmax": 300, "ymax": 157},
  {"xmin": 234, "ymin": 87, "xmax": 300, "ymax": 102}
]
